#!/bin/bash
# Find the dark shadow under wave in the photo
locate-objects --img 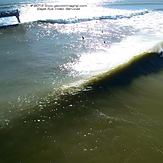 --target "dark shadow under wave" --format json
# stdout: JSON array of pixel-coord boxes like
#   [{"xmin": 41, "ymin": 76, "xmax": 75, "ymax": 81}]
[{"xmin": 154, "ymin": 8, "xmax": 163, "ymax": 11}]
